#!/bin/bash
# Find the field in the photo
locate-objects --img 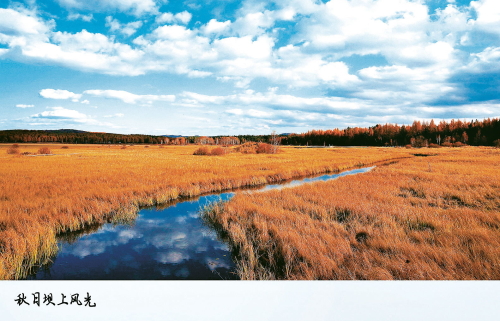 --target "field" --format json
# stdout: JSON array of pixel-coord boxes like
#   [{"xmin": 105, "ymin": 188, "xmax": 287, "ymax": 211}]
[
  {"xmin": 204, "ymin": 147, "xmax": 500, "ymax": 279},
  {"xmin": 0, "ymin": 143, "xmax": 411, "ymax": 279}
]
